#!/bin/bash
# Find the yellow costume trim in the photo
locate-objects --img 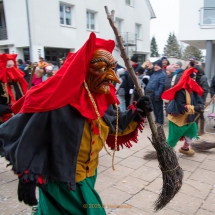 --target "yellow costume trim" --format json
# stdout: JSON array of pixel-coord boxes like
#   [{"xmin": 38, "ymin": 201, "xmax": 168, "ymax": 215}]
[
  {"xmin": 83, "ymin": 80, "xmax": 118, "ymax": 170},
  {"xmin": 76, "ymin": 118, "xmax": 109, "ymax": 182},
  {"xmin": 168, "ymin": 90, "xmax": 195, "ymax": 127}
]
